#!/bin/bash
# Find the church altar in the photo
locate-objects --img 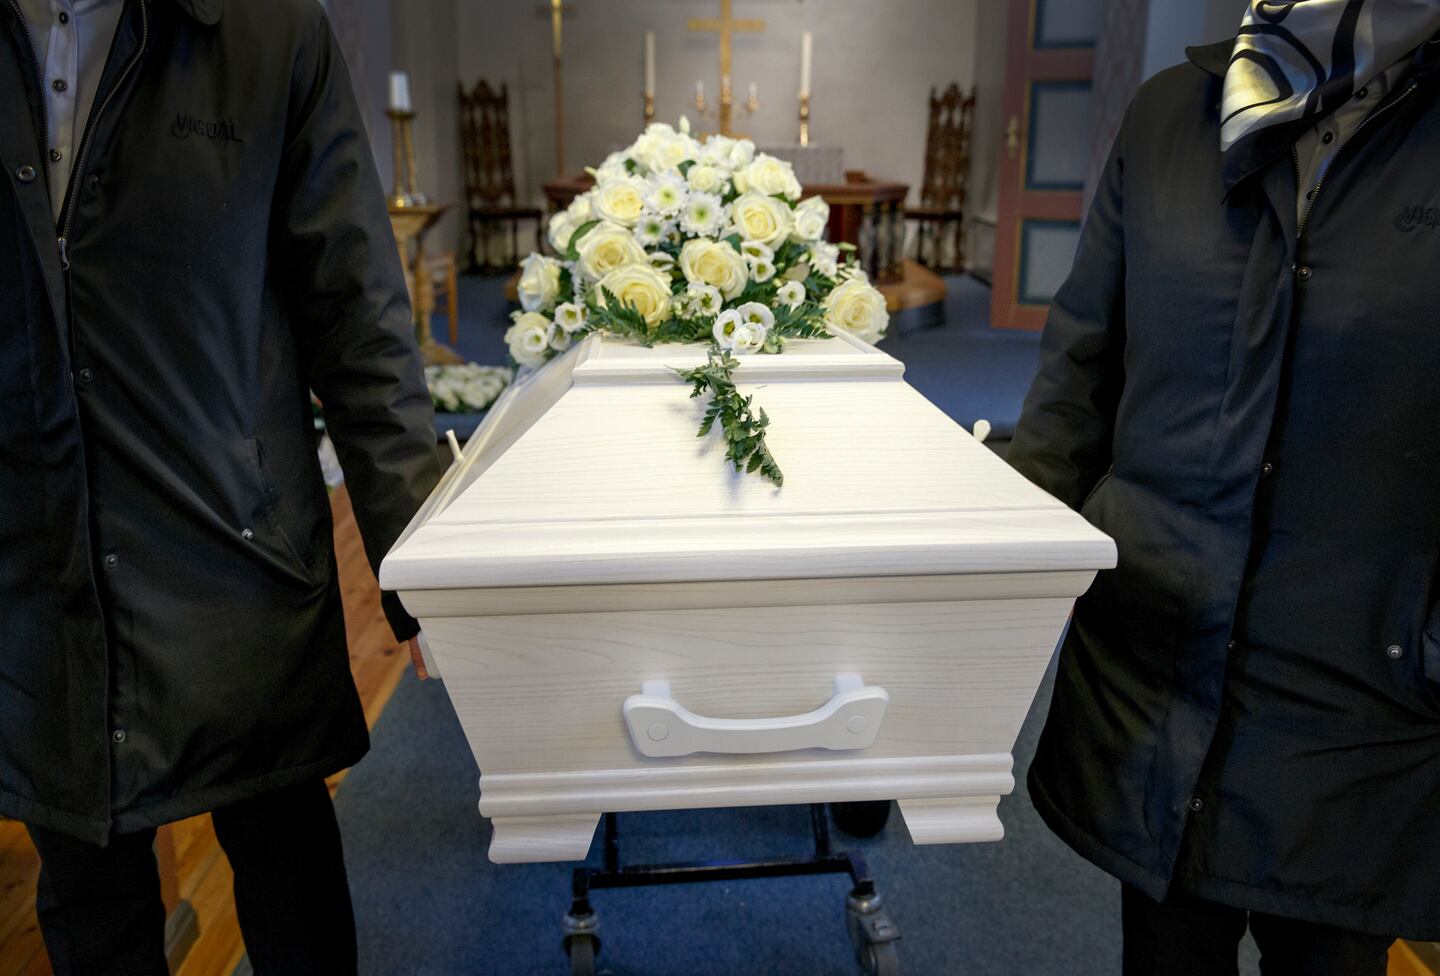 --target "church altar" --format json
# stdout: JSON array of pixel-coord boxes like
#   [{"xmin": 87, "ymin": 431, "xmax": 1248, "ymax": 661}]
[{"xmin": 379, "ymin": 332, "xmax": 1115, "ymax": 864}]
